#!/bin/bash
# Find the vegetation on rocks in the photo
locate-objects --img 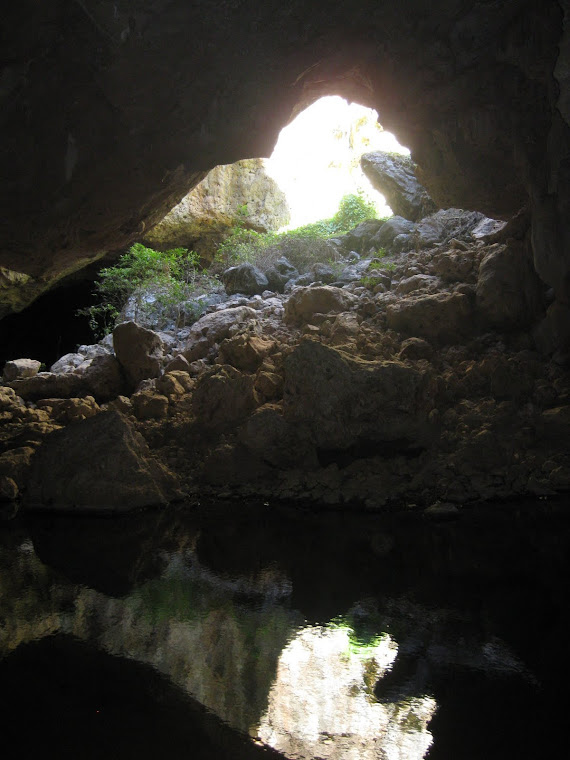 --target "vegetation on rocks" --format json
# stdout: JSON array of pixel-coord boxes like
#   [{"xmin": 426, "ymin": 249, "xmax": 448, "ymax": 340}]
[{"xmin": 80, "ymin": 194, "xmax": 383, "ymax": 337}]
